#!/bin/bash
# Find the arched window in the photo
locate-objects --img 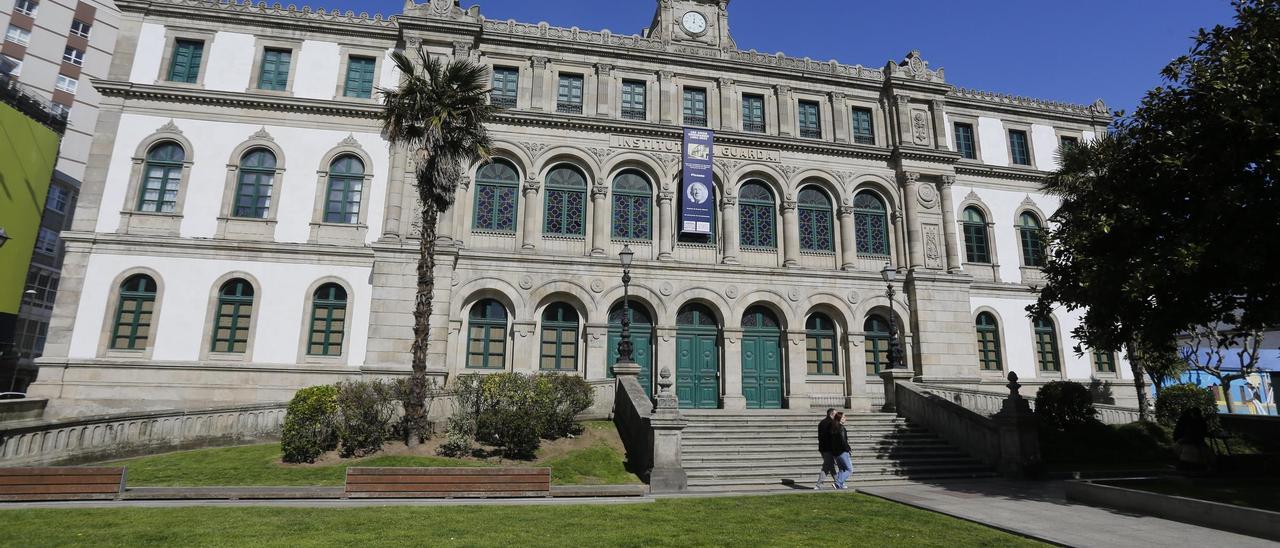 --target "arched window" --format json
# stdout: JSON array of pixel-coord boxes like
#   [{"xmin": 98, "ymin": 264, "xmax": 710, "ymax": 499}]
[
  {"xmin": 540, "ymin": 303, "xmax": 579, "ymax": 371},
  {"xmin": 611, "ymin": 170, "xmax": 652, "ymax": 241},
  {"xmin": 1019, "ymin": 212, "xmax": 1047, "ymax": 267},
  {"xmin": 854, "ymin": 190, "xmax": 890, "ymax": 257},
  {"xmin": 975, "ymin": 312, "xmax": 1002, "ymax": 371},
  {"xmin": 211, "ymin": 278, "xmax": 254, "ymax": 354},
  {"xmin": 739, "ymin": 181, "xmax": 776, "ymax": 249},
  {"xmin": 863, "ymin": 315, "xmax": 891, "ymax": 375},
  {"xmin": 543, "ymin": 165, "xmax": 586, "ymax": 237},
  {"xmin": 676, "ymin": 303, "xmax": 719, "ymax": 328},
  {"xmin": 798, "ymin": 186, "xmax": 834, "ymax": 252},
  {"xmin": 473, "ymin": 160, "xmax": 520, "ymax": 233},
  {"xmin": 234, "ymin": 149, "xmax": 277, "ymax": 219},
  {"xmin": 137, "ymin": 142, "xmax": 184, "ymax": 213},
  {"xmin": 962, "ymin": 207, "xmax": 990, "ymax": 264},
  {"xmin": 806, "ymin": 313, "xmax": 838, "ymax": 375},
  {"xmin": 110, "ymin": 274, "xmax": 157, "ymax": 350},
  {"xmin": 1034, "ymin": 316, "xmax": 1060, "ymax": 372},
  {"xmin": 467, "ymin": 299, "xmax": 508, "ymax": 369},
  {"xmin": 308, "ymin": 283, "xmax": 348, "ymax": 356},
  {"xmin": 324, "ymin": 155, "xmax": 364, "ymax": 224}
]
